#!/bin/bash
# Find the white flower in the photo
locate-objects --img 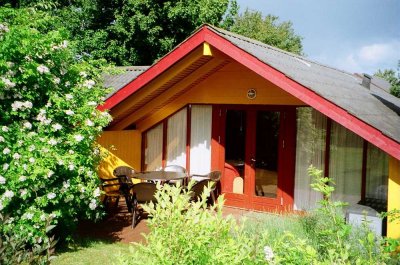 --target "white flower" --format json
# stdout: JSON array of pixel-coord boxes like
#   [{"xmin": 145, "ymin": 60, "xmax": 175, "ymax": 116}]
[
  {"xmin": 47, "ymin": 193, "xmax": 56, "ymax": 199},
  {"xmin": 0, "ymin": 23, "xmax": 9, "ymax": 33},
  {"xmin": 58, "ymin": 159, "xmax": 64, "ymax": 165},
  {"xmin": 23, "ymin": 101, "xmax": 32, "ymax": 109},
  {"xmin": 2, "ymin": 126, "xmax": 9, "ymax": 132},
  {"xmin": 1, "ymin": 77, "xmax": 15, "ymax": 89},
  {"xmin": 47, "ymin": 170, "xmax": 54, "ymax": 178},
  {"xmin": 65, "ymin": 110, "xmax": 74, "ymax": 115},
  {"xmin": 68, "ymin": 150, "xmax": 74, "ymax": 154},
  {"xmin": 4, "ymin": 190, "xmax": 14, "ymax": 198},
  {"xmin": 80, "ymin": 187, "xmax": 85, "ymax": 193},
  {"xmin": 3, "ymin": 163, "xmax": 9, "ymax": 171},
  {"xmin": 11, "ymin": 101, "xmax": 23, "ymax": 111},
  {"xmin": 63, "ymin": 181, "xmax": 70, "ymax": 189},
  {"xmin": 0, "ymin": 175, "xmax": 6, "ymax": 184},
  {"xmin": 0, "ymin": 136, "xmax": 4, "ymax": 142},
  {"xmin": 52, "ymin": 123, "xmax": 62, "ymax": 131},
  {"xmin": 20, "ymin": 189, "xmax": 28, "ymax": 196},
  {"xmin": 23, "ymin": 121, "xmax": 32, "ymax": 129},
  {"xmin": 28, "ymin": 145, "xmax": 35, "ymax": 151},
  {"xmin": 13, "ymin": 153, "xmax": 21, "ymax": 160},
  {"xmin": 65, "ymin": 81, "xmax": 70, "ymax": 87},
  {"xmin": 22, "ymin": 164, "xmax": 27, "ymax": 170},
  {"xmin": 29, "ymin": 157, "xmax": 35, "ymax": 163},
  {"xmin": 3, "ymin": 148, "xmax": 10, "ymax": 154},
  {"xmin": 48, "ymin": 138, "xmax": 57, "ymax": 146},
  {"xmin": 40, "ymin": 214, "xmax": 46, "ymax": 221},
  {"xmin": 83, "ymin": 80, "xmax": 95, "ymax": 88},
  {"xmin": 87, "ymin": 101, "xmax": 97, "ymax": 106},
  {"xmin": 65, "ymin": 94, "xmax": 73, "ymax": 100},
  {"xmin": 25, "ymin": 213, "xmax": 34, "ymax": 220},
  {"xmin": 93, "ymin": 187, "xmax": 101, "ymax": 197},
  {"xmin": 89, "ymin": 199, "xmax": 97, "ymax": 210},
  {"xmin": 68, "ymin": 163, "xmax": 74, "ymax": 170},
  {"xmin": 79, "ymin": 71, "xmax": 87, "ymax": 77},
  {"xmin": 53, "ymin": 77, "xmax": 60, "ymax": 84},
  {"xmin": 37, "ymin": 65, "xmax": 50, "ymax": 74},
  {"xmin": 61, "ymin": 40, "xmax": 68, "ymax": 48},
  {"xmin": 74, "ymin": 134, "xmax": 84, "ymax": 142},
  {"xmin": 19, "ymin": 175, "xmax": 26, "ymax": 182},
  {"xmin": 264, "ymin": 246, "xmax": 274, "ymax": 262},
  {"xmin": 85, "ymin": 119, "xmax": 94, "ymax": 126}
]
